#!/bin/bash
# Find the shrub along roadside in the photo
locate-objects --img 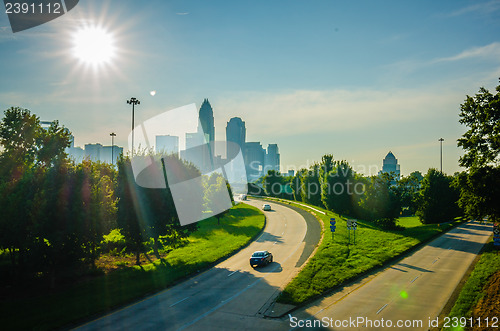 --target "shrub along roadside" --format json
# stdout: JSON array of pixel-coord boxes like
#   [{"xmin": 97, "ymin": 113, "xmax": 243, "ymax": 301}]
[
  {"xmin": 267, "ymin": 198, "xmax": 461, "ymax": 306},
  {"xmin": 0, "ymin": 203, "xmax": 265, "ymax": 331}
]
